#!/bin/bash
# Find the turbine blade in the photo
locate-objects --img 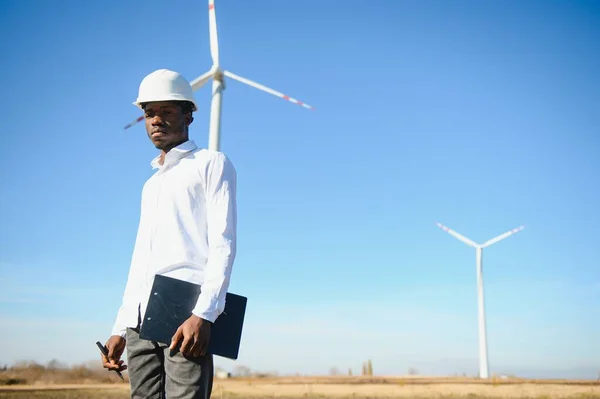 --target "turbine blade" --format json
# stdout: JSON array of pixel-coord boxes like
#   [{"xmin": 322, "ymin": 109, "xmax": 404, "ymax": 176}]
[
  {"xmin": 124, "ymin": 115, "xmax": 144, "ymax": 130},
  {"xmin": 437, "ymin": 222, "xmax": 478, "ymax": 247},
  {"xmin": 208, "ymin": 0, "xmax": 219, "ymax": 66},
  {"xmin": 190, "ymin": 69, "xmax": 215, "ymax": 91},
  {"xmin": 223, "ymin": 70, "xmax": 314, "ymax": 110},
  {"xmin": 481, "ymin": 226, "xmax": 524, "ymax": 248}
]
